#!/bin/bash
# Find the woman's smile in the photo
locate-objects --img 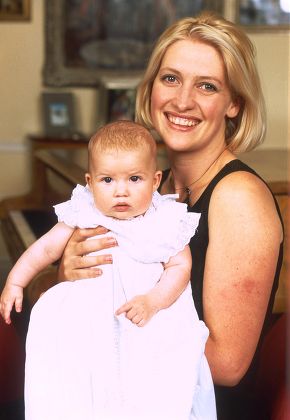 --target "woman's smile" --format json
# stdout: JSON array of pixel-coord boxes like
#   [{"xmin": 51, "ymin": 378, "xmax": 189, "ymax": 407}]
[{"xmin": 166, "ymin": 112, "xmax": 201, "ymax": 128}]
